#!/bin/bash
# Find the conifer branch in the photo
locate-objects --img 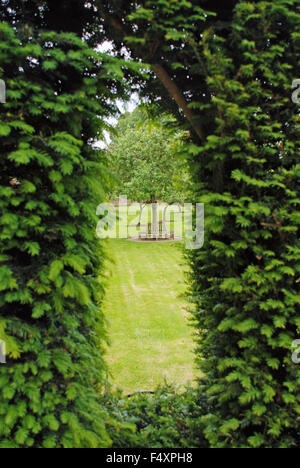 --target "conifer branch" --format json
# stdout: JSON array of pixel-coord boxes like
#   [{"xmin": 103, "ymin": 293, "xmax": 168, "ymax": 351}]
[{"xmin": 99, "ymin": 11, "xmax": 205, "ymax": 142}]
